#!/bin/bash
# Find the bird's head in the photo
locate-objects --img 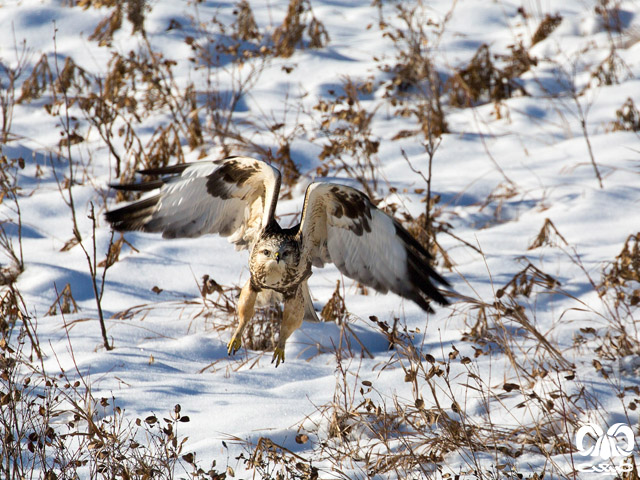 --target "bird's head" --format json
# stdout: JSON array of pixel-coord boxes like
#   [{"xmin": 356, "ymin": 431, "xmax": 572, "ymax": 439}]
[{"xmin": 252, "ymin": 235, "xmax": 300, "ymax": 269}]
